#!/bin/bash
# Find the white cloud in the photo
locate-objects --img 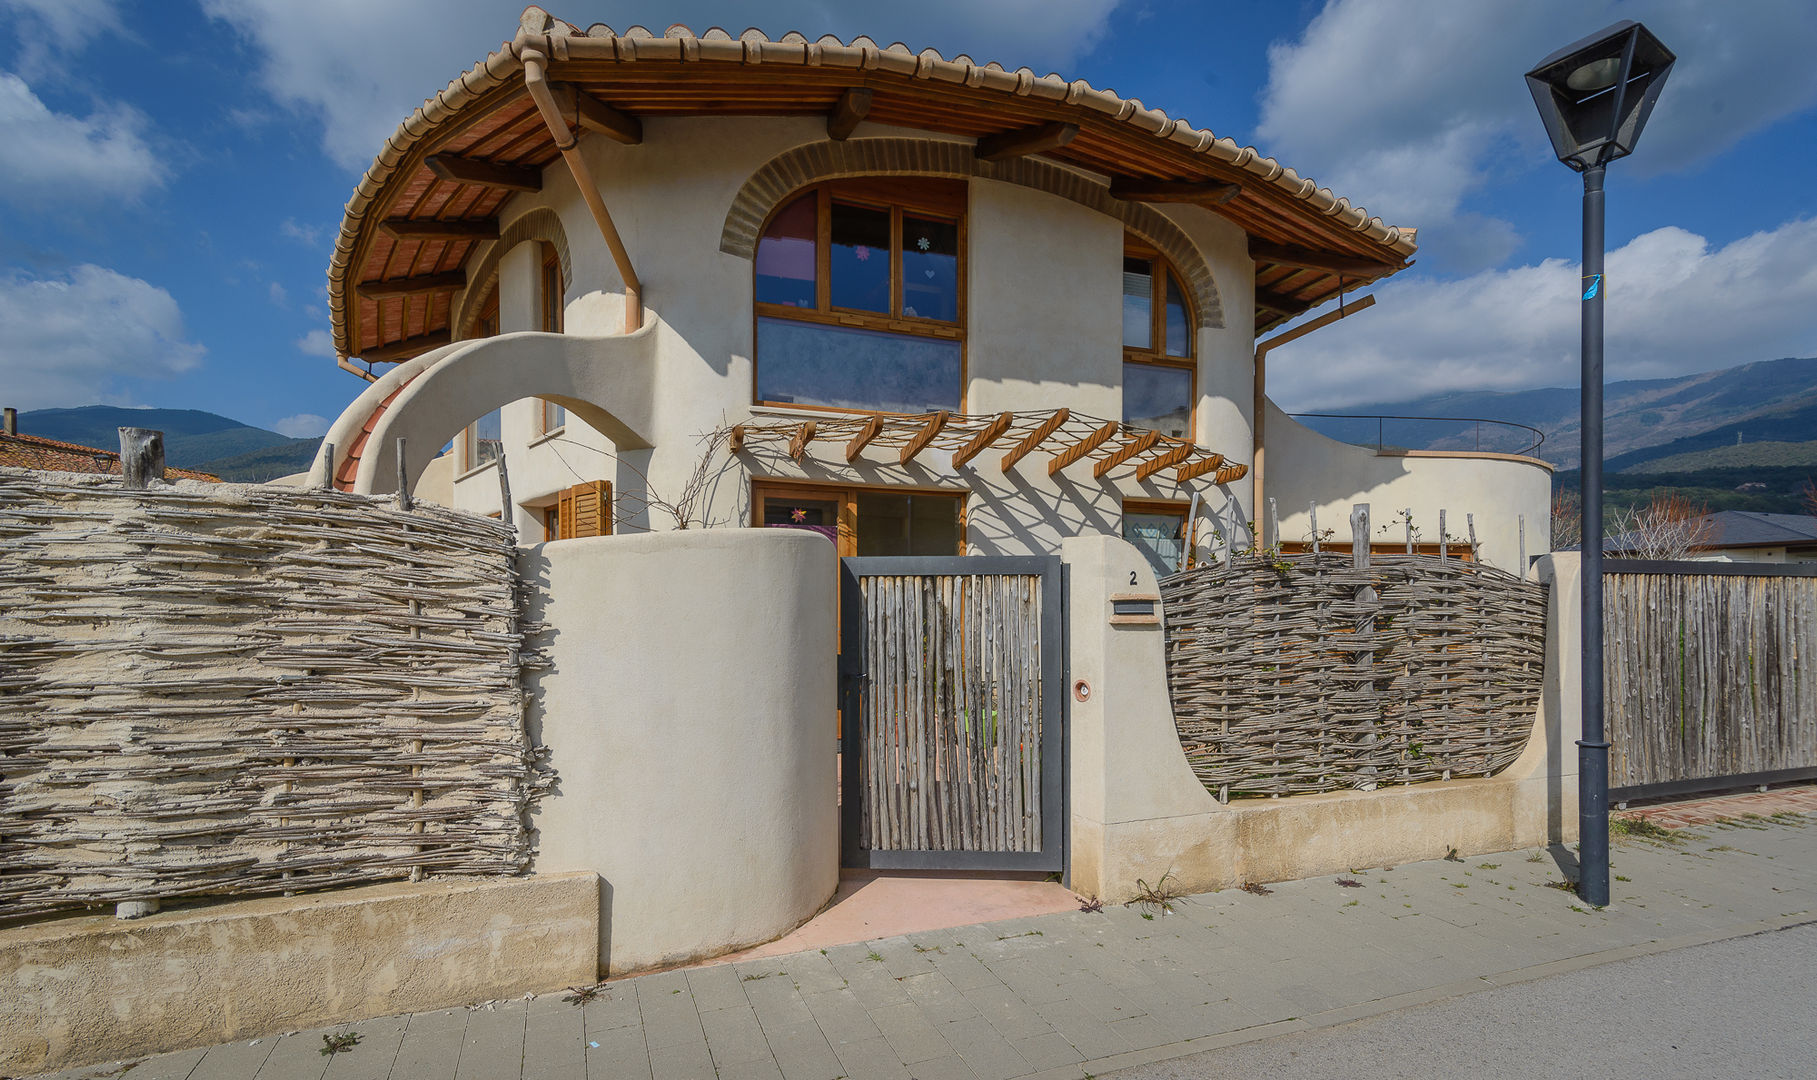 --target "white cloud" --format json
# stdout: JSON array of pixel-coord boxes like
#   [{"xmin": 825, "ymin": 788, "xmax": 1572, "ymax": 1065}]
[
  {"xmin": 0, "ymin": 264, "xmax": 205, "ymax": 410},
  {"xmin": 267, "ymin": 281, "xmax": 288, "ymax": 306},
  {"xmin": 279, "ymin": 217, "xmax": 322, "ymax": 245},
  {"xmin": 0, "ymin": 72, "xmax": 166, "ymax": 207},
  {"xmin": 1, "ymin": 0, "xmax": 125, "ymax": 77},
  {"xmin": 295, "ymin": 328, "xmax": 335, "ymax": 357},
  {"xmin": 201, "ymin": 0, "xmax": 1124, "ymax": 171},
  {"xmin": 272, "ymin": 413, "xmax": 329, "ymax": 438},
  {"xmin": 1266, "ymin": 217, "xmax": 1817, "ymax": 411},
  {"xmin": 1257, "ymin": 0, "xmax": 1817, "ymax": 247}
]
